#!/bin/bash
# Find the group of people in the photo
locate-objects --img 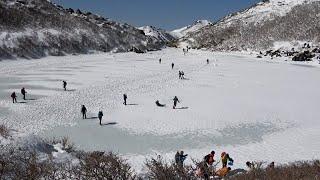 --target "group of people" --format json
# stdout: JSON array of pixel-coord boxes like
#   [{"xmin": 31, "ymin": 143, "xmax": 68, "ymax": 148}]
[
  {"xmin": 80, "ymin": 93, "xmax": 181, "ymax": 125},
  {"xmin": 174, "ymin": 149, "xmax": 275, "ymax": 178},
  {"xmin": 10, "ymin": 87, "xmax": 27, "ymax": 103},
  {"xmin": 197, "ymin": 150, "xmax": 234, "ymax": 178},
  {"xmin": 183, "ymin": 46, "xmax": 191, "ymax": 55},
  {"xmin": 175, "ymin": 151, "xmax": 188, "ymax": 166},
  {"xmin": 10, "ymin": 55, "xmax": 209, "ymax": 126},
  {"xmin": 11, "ymin": 80, "xmax": 68, "ymax": 104},
  {"xmin": 173, "ymin": 150, "xmax": 235, "ymax": 178},
  {"xmin": 81, "ymin": 105, "xmax": 104, "ymax": 125},
  {"xmin": 178, "ymin": 71, "xmax": 185, "ymax": 79}
]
